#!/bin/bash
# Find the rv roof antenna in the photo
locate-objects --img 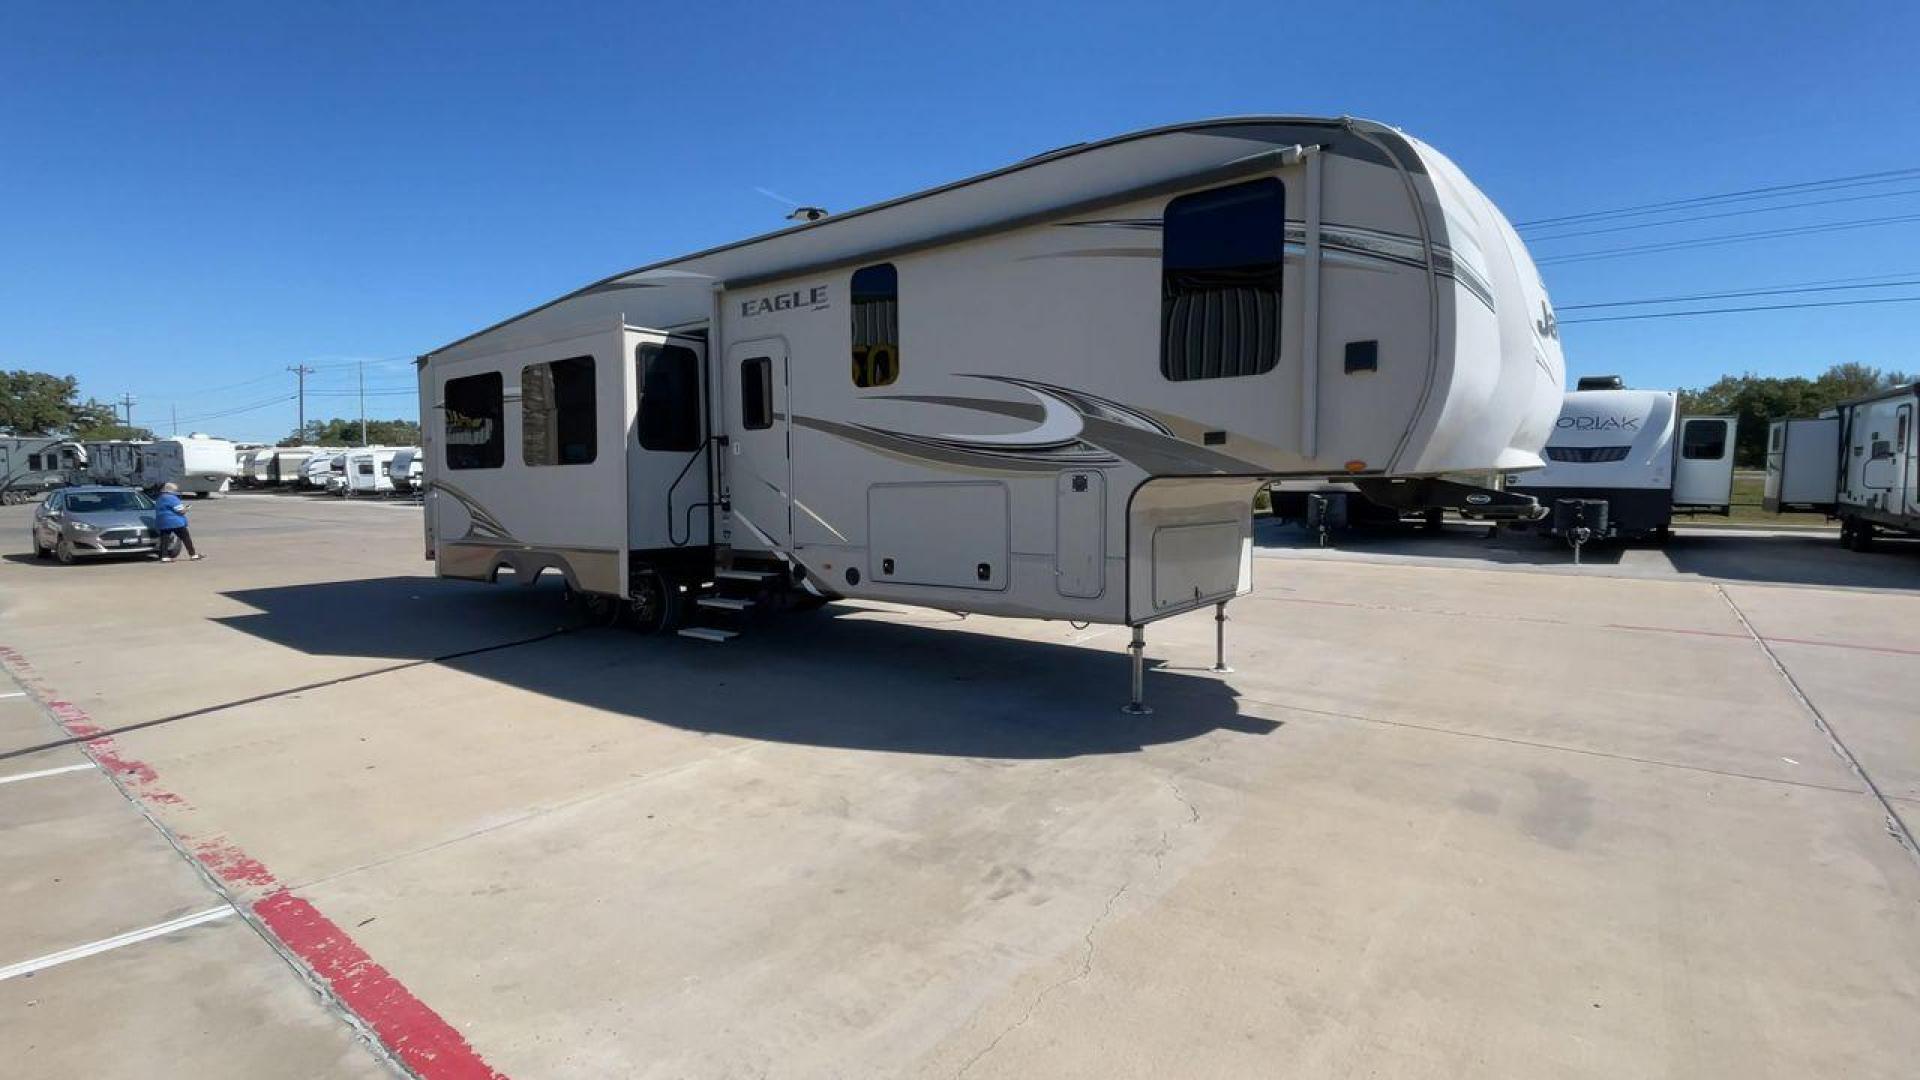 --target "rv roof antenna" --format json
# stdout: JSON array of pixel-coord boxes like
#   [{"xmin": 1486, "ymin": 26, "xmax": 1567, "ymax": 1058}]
[
  {"xmin": 1576, "ymin": 375, "xmax": 1626, "ymax": 391},
  {"xmin": 786, "ymin": 206, "xmax": 829, "ymax": 223}
]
